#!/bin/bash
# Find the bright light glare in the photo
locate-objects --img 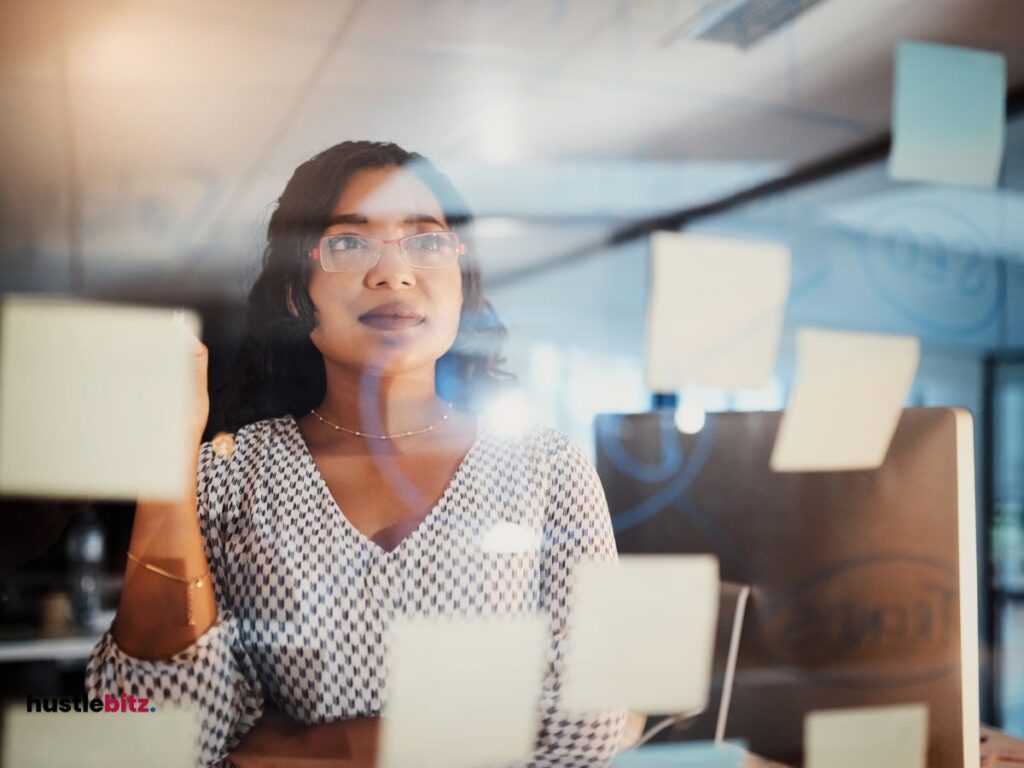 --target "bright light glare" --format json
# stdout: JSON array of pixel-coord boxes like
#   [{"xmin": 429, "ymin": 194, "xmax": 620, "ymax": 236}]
[
  {"xmin": 480, "ymin": 521, "xmax": 542, "ymax": 553},
  {"xmin": 481, "ymin": 388, "xmax": 535, "ymax": 436},
  {"xmin": 674, "ymin": 402, "xmax": 706, "ymax": 434}
]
